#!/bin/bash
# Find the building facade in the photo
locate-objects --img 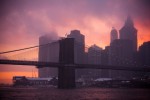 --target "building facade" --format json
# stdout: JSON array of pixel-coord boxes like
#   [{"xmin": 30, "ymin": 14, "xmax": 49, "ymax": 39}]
[
  {"xmin": 88, "ymin": 44, "xmax": 102, "ymax": 65},
  {"xmin": 101, "ymin": 46, "xmax": 111, "ymax": 78},
  {"xmin": 38, "ymin": 34, "xmax": 59, "ymax": 78},
  {"xmin": 87, "ymin": 45, "xmax": 102, "ymax": 78},
  {"xmin": 67, "ymin": 30, "xmax": 85, "ymax": 64},
  {"xmin": 119, "ymin": 16, "xmax": 137, "ymax": 52},
  {"xmin": 110, "ymin": 27, "xmax": 118, "ymax": 43},
  {"xmin": 109, "ymin": 39, "xmax": 134, "ymax": 79},
  {"xmin": 67, "ymin": 30, "xmax": 85, "ymax": 79},
  {"xmin": 138, "ymin": 41, "xmax": 150, "ymax": 66}
]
